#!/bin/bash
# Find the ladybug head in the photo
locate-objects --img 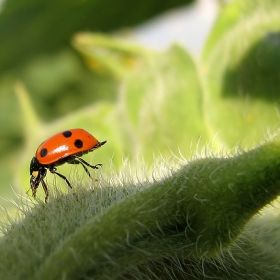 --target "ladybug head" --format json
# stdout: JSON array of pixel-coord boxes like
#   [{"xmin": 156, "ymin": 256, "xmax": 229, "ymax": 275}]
[{"xmin": 30, "ymin": 157, "xmax": 47, "ymax": 197}]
